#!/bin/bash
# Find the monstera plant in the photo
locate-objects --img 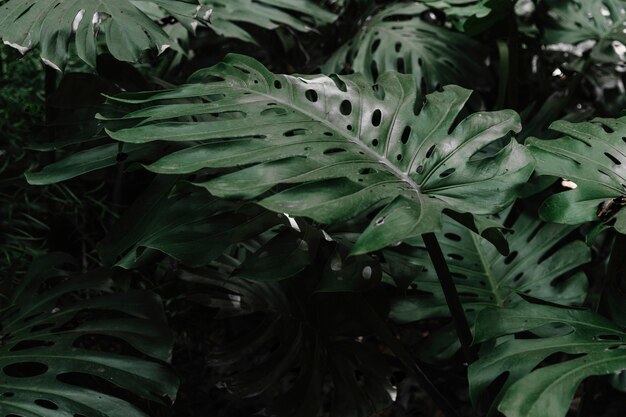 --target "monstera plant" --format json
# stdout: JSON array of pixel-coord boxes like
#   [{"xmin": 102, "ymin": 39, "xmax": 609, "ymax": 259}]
[
  {"xmin": 0, "ymin": 255, "xmax": 177, "ymax": 417},
  {"xmin": 4, "ymin": 0, "xmax": 626, "ymax": 416}
]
